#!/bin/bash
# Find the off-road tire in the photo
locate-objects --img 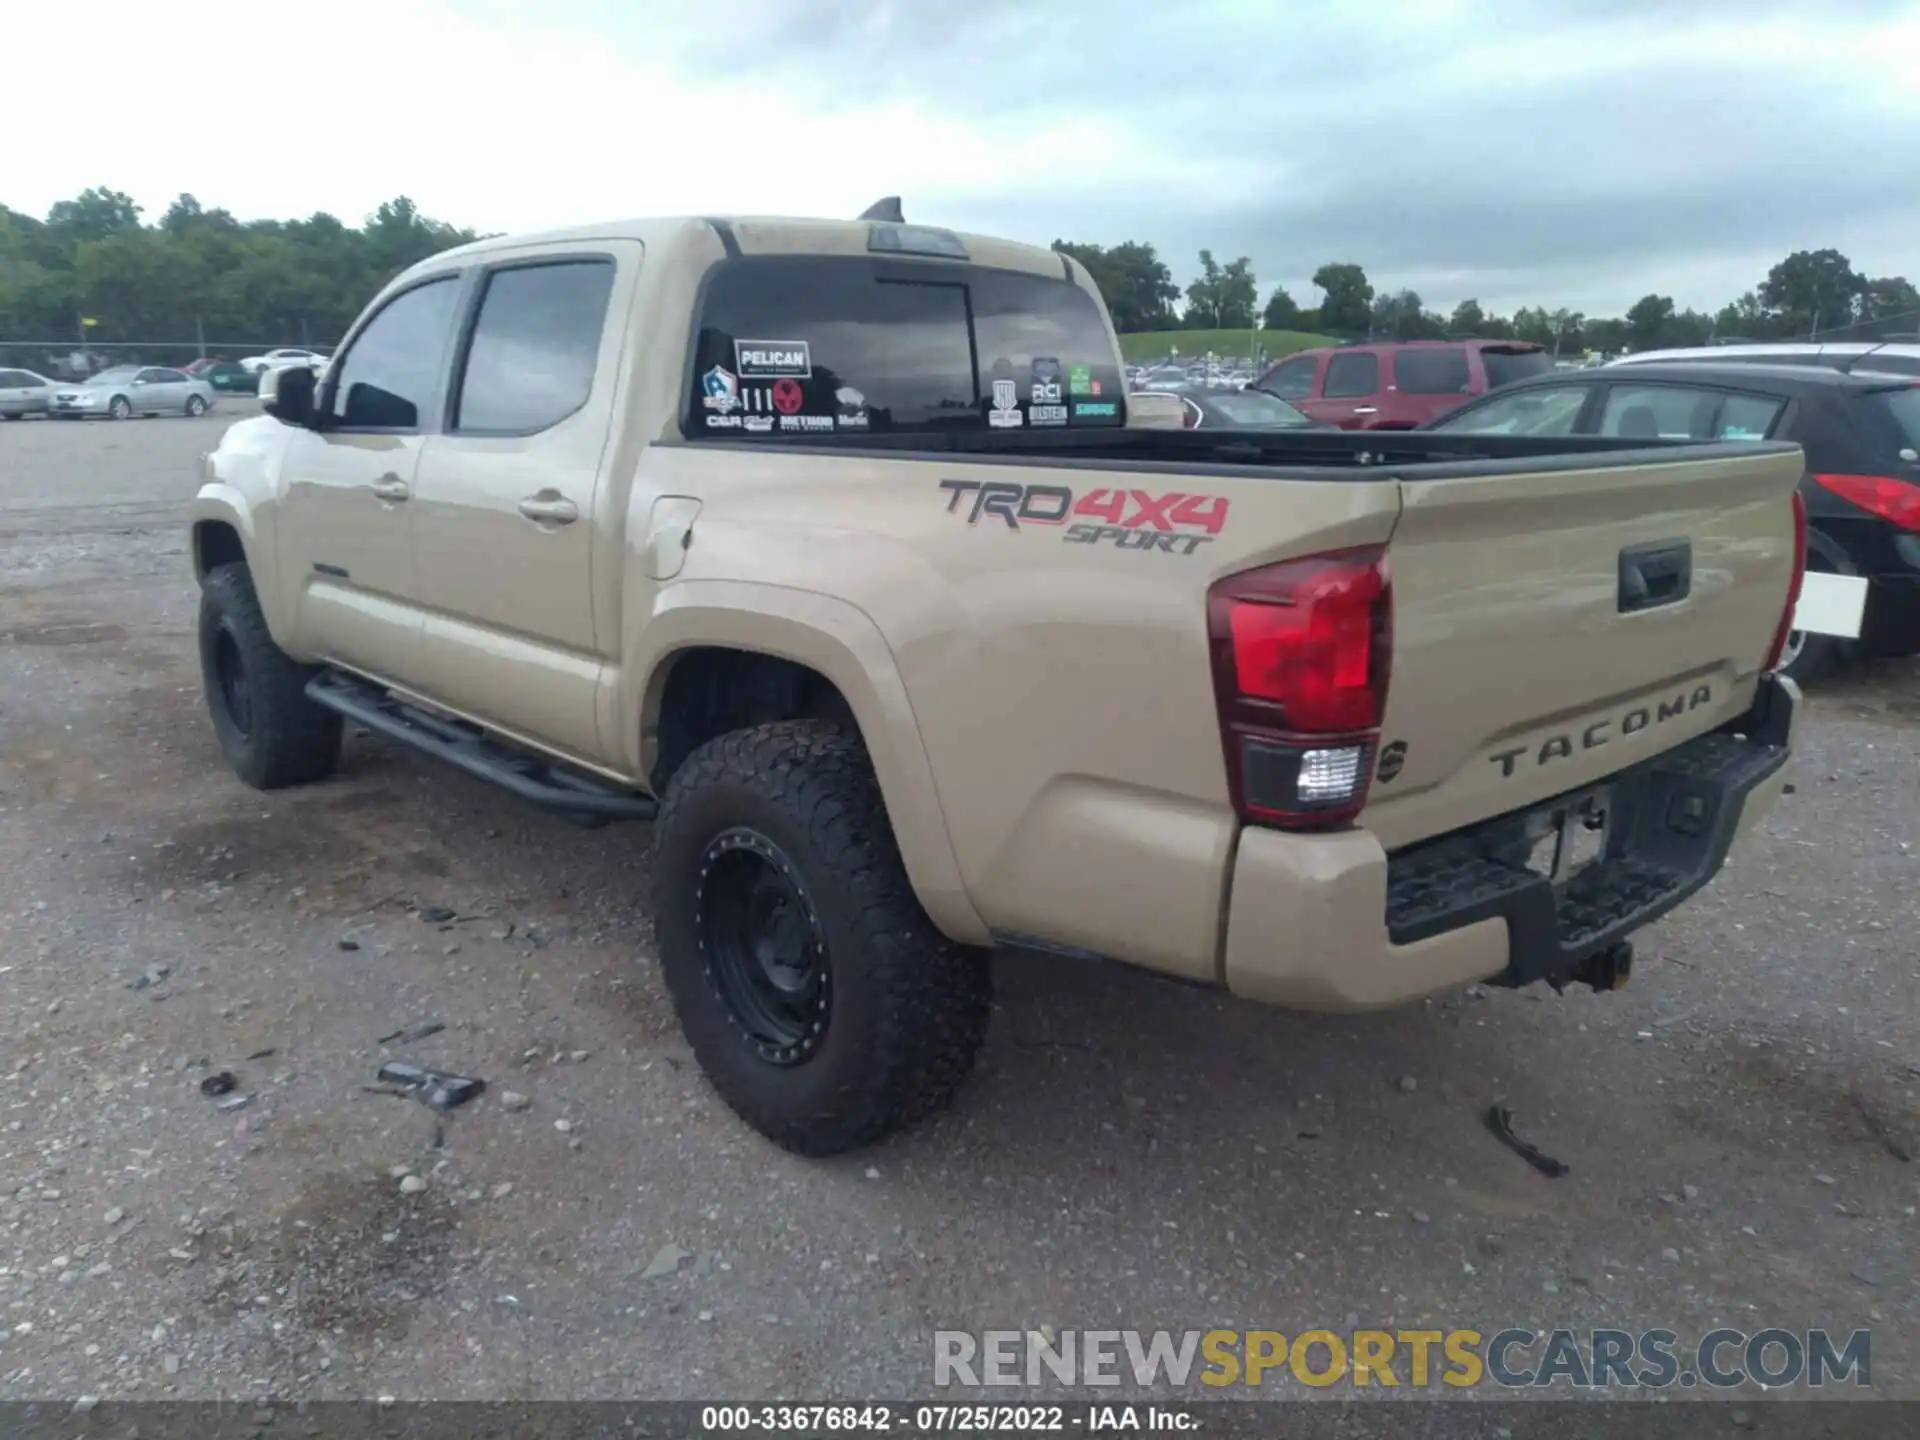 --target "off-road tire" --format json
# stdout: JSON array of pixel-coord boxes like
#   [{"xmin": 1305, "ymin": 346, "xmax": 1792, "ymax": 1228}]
[
  {"xmin": 198, "ymin": 563, "xmax": 342, "ymax": 789},
  {"xmin": 652, "ymin": 721, "xmax": 992, "ymax": 1155}
]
